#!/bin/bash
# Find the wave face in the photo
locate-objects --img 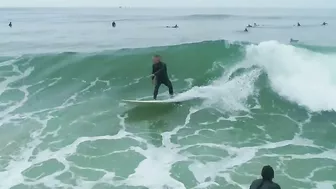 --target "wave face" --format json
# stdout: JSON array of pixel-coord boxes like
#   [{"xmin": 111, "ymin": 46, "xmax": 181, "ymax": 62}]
[{"xmin": 1, "ymin": 40, "xmax": 336, "ymax": 189}]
